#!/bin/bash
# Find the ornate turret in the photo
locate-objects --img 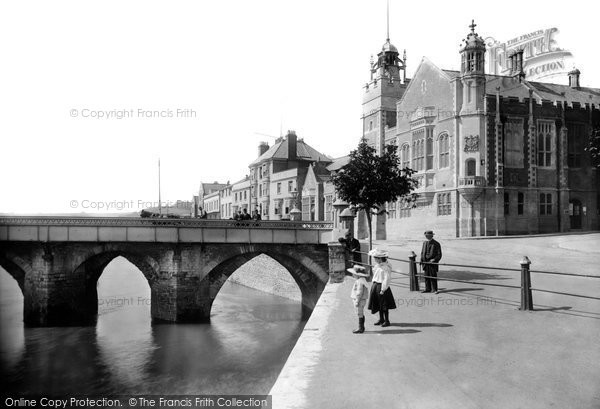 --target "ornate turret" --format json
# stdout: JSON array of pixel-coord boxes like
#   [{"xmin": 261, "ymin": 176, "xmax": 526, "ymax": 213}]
[
  {"xmin": 460, "ymin": 20, "xmax": 486, "ymax": 76},
  {"xmin": 370, "ymin": 38, "xmax": 406, "ymax": 83}
]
